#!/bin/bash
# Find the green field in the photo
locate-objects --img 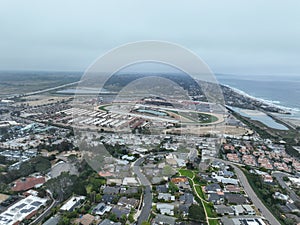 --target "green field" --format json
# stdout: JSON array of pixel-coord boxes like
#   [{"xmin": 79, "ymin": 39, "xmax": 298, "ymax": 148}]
[
  {"xmin": 209, "ymin": 219, "xmax": 219, "ymax": 225},
  {"xmin": 169, "ymin": 110, "xmax": 219, "ymax": 124},
  {"xmin": 98, "ymin": 104, "xmax": 110, "ymax": 111},
  {"xmin": 204, "ymin": 201, "xmax": 217, "ymax": 218},
  {"xmin": 179, "ymin": 169, "xmax": 194, "ymax": 179}
]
